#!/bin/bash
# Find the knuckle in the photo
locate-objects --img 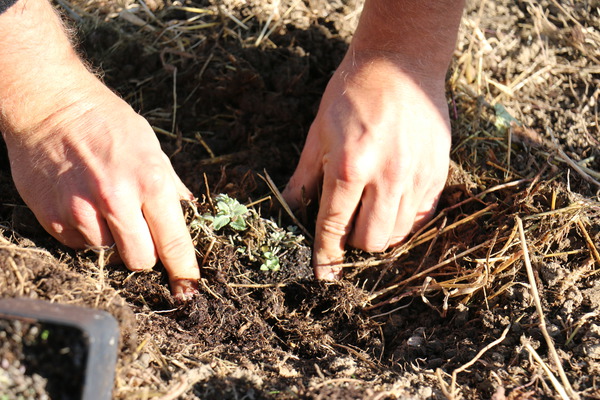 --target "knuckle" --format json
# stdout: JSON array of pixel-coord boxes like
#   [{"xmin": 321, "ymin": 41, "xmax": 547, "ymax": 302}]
[
  {"xmin": 94, "ymin": 181, "xmax": 130, "ymax": 213},
  {"xmin": 350, "ymin": 235, "xmax": 389, "ymax": 253},
  {"xmin": 158, "ymin": 234, "xmax": 192, "ymax": 262},
  {"xmin": 139, "ymin": 161, "xmax": 172, "ymax": 194},
  {"xmin": 391, "ymin": 155, "xmax": 413, "ymax": 178},
  {"xmin": 126, "ymin": 254, "xmax": 157, "ymax": 271},
  {"xmin": 330, "ymin": 158, "xmax": 368, "ymax": 185},
  {"xmin": 319, "ymin": 218, "xmax": 350, "ymax": 241},
  {"xmin": 325, "ymin": 149, "xmax": 372, "ymax": 184},
  {"xmin": 68, "ymin": 197, "xmax": 97, "ymax": 227}
]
